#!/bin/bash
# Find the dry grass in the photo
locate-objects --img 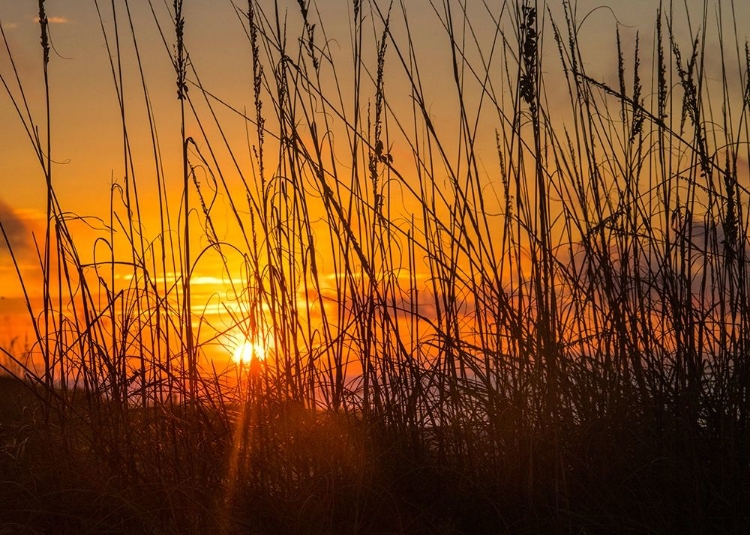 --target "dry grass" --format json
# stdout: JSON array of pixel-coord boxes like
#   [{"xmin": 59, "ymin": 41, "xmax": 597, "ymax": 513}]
[{"xmin": 2, "ymin": 0, "xmax": 750, "ymax": 532}]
